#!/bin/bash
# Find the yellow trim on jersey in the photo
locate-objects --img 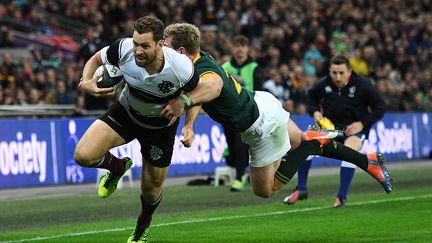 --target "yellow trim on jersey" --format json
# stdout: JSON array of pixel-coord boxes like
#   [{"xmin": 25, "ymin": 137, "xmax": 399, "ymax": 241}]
[
  {"xmin": 192, "ymin": 52, "xmax": 202, "ymax": 64},
  {"xmin": 224, "ymin": 70, "xmax": 242, "ymax": 94},
  {"xmin": 200, "ymin": 71, "xmax": 221, "ymax": 81}
]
